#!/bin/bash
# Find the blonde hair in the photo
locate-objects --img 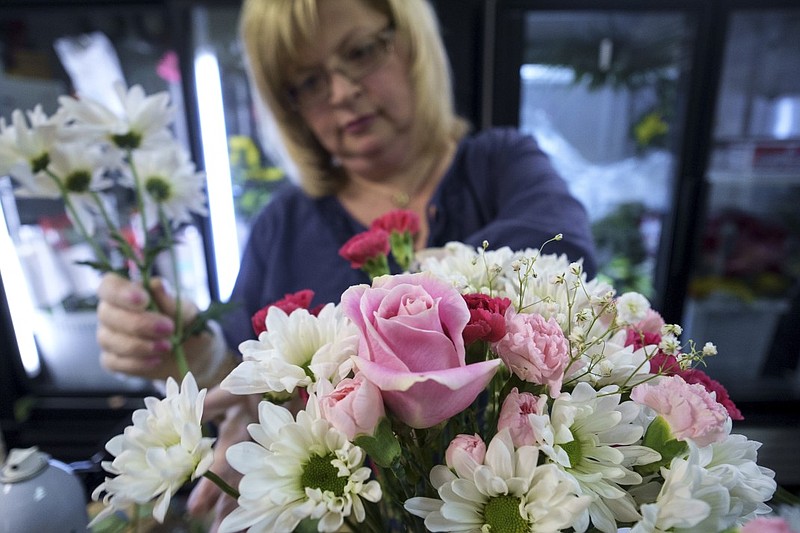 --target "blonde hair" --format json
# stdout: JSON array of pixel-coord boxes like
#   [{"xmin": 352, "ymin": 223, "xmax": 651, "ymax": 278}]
[{"xmin": 240, "ymin": 0, "xmax": 469, "ymax": 197}]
